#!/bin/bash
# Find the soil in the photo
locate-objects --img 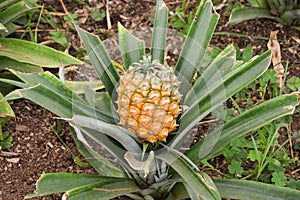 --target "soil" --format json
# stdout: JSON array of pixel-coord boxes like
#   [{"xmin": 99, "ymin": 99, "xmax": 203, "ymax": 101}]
[{"xmin": 1, "ymin": 0, "xmax": 299, "ymax": 200}]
